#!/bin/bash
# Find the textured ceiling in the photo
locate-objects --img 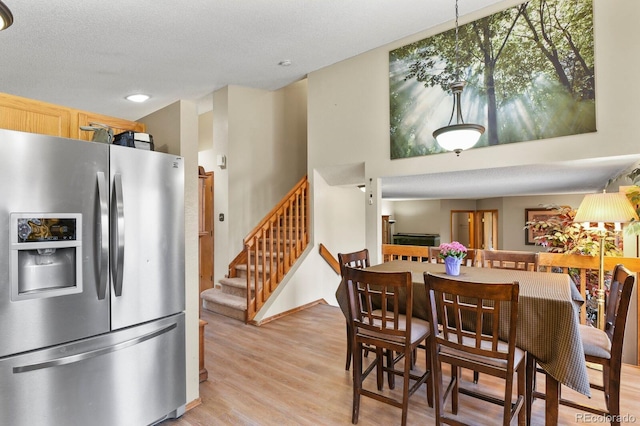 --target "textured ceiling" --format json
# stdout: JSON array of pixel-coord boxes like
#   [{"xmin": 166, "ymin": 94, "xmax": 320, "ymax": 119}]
[
  {"xmin": 0, "ymin": 0, "xmax": 504, "ymax": 121},
  {"xmin": 381, "ymin": 156, "xmax": 640, "ymax": 200}
]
